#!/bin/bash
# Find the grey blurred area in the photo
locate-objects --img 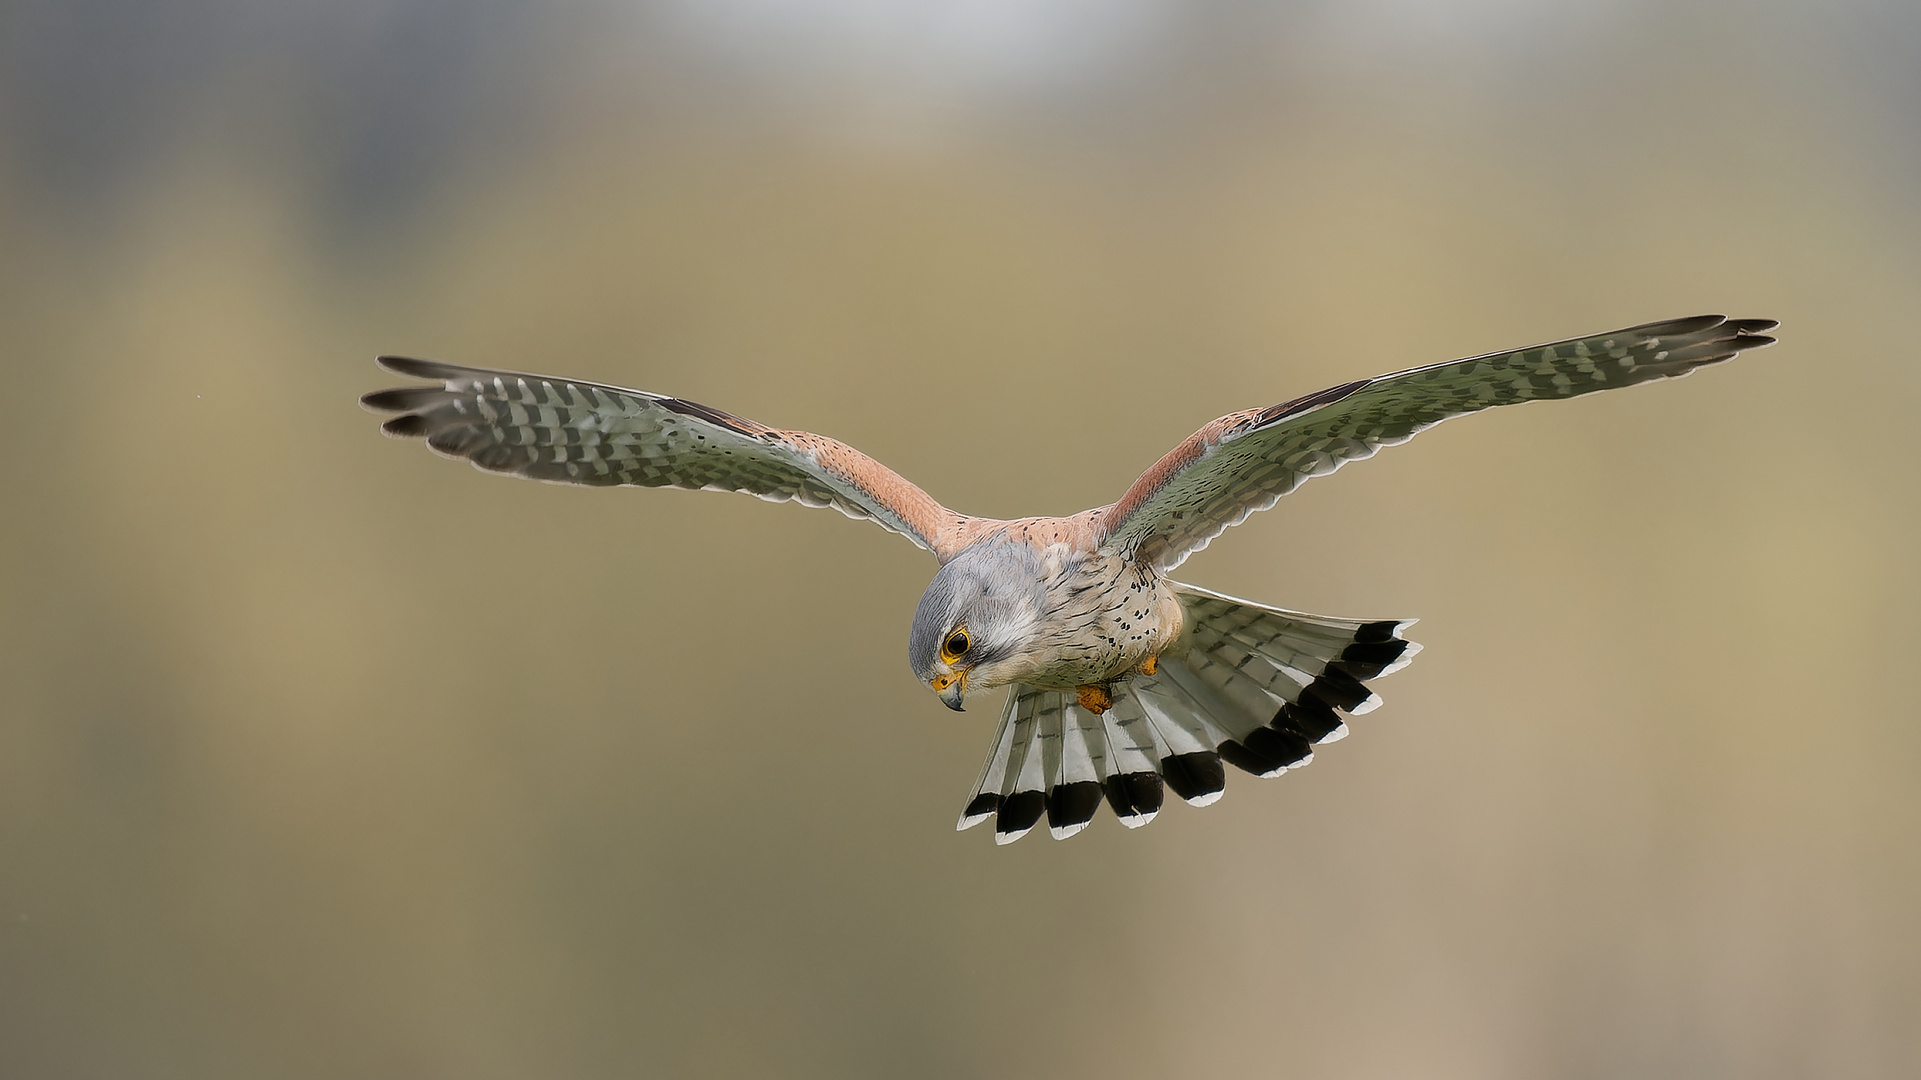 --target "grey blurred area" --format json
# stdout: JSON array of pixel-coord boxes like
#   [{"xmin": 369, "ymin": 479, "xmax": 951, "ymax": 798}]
[{"xmin": 2, "ymin": 0, "xmax": 1918, "ymax": 1076}]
